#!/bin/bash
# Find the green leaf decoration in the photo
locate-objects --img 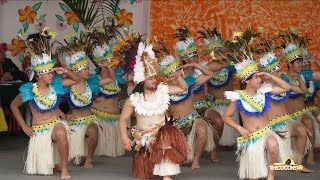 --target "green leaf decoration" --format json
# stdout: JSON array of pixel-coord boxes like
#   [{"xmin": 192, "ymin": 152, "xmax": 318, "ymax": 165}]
[
  {"xmin": 123, "ymin": 24, "xmax": 130, "ymax": 35},
  {"xmin": 73, "ymin": 22, "xmax": 79, "ymax": 32},
  {"xmin": 62, "ymin": 0, "xmax": 106, "ymax": 29},
  {"xmin": 17, "ymin": 29, "xmax": 22, "ymax": 39},
  {"xmin": 32, "ymin": 2, "xmax": 42, "ymax": 11},
  {"xmin": 130, "ymin": 0, "xmax": 135, "ymax": 5},
  {"xmin": 59, "ymin": 2, "xmax": 70, "ymax": 11},
  {"xmin": 38, "ymin": 14, "xmax": 46, "ymax": 21},
  {"xmin": 55, "ymin": 14, "xmax": 64, "ymax": 21},
  {"xmin": 80, "ymin": 31, "xmax": 86, "ymax": 41},
  {"xmin": 116, "ymin": 7, "xmax": 121, "ymax": 13},
  {"xmin": 17, "ymin": 52, "xmax": 24, "ymax": 62},
  {"xmin": 22, "ymin": 21, "xmax": 29, "ymax": 33}
]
